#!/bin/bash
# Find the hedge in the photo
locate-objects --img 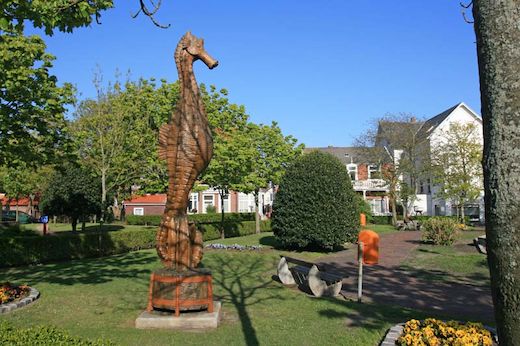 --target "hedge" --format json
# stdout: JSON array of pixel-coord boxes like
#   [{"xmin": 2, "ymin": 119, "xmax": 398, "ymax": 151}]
[
  {"xmin": 126, "ymin": 212, "xmax": 256, "ymax": 226},
  {"xmin": 368, "ymin": 215, "xmax": 471, "ymax": 225},
  {"xmin": 0, "ymin": 220, "xmax": 271, "ymax": 267},
  {"xmin": 0, "ymin": 321, "xmax": 114, "ymax": 346}
]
